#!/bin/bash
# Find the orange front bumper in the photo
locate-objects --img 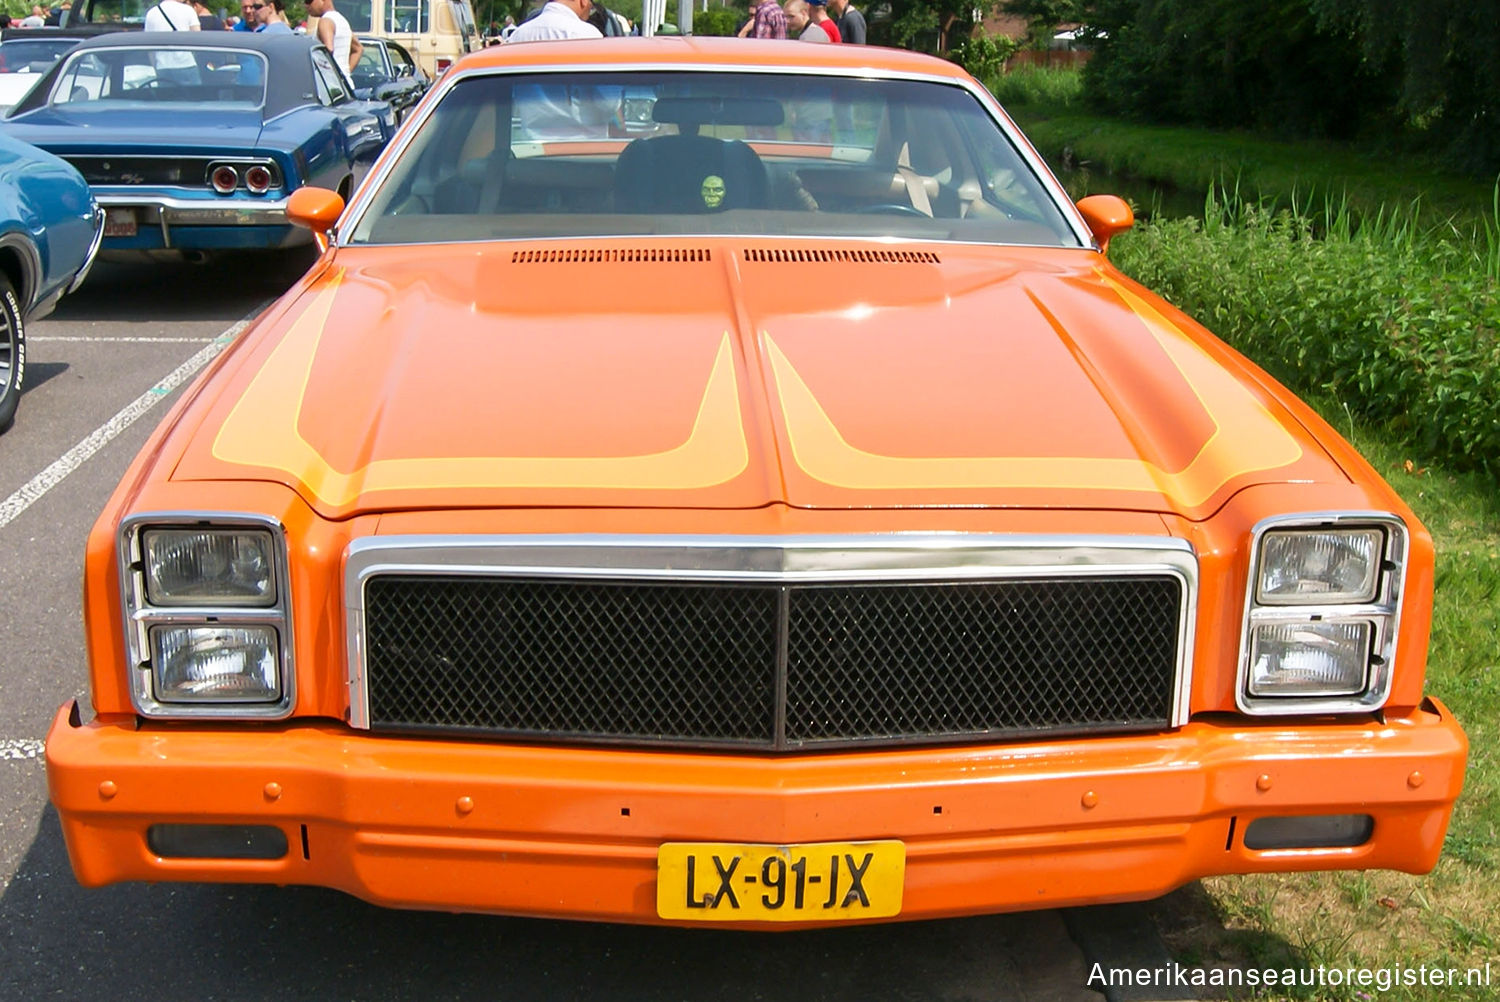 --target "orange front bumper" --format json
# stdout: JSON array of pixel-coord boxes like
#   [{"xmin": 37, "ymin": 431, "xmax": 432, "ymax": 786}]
[{"xmin": 46, "ymin": 699, "xmax": 1467, "ymax": 928}]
